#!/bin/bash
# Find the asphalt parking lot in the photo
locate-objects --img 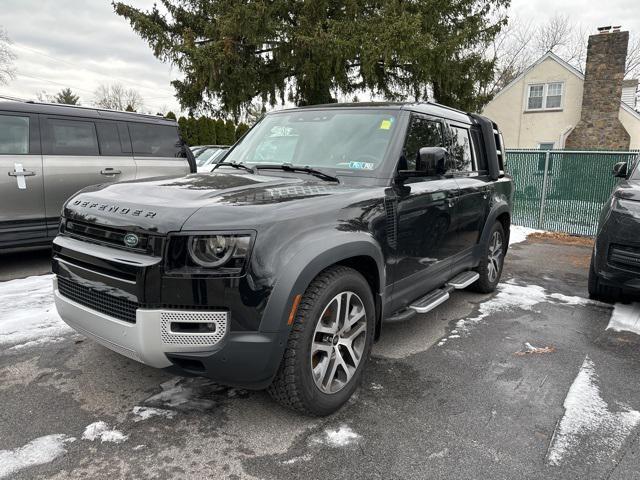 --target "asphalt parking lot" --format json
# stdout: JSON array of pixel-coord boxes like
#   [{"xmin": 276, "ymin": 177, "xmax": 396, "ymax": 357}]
[{"xmin": 1, "ymin": 236, "xmax": 639, "ymax": 480}]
